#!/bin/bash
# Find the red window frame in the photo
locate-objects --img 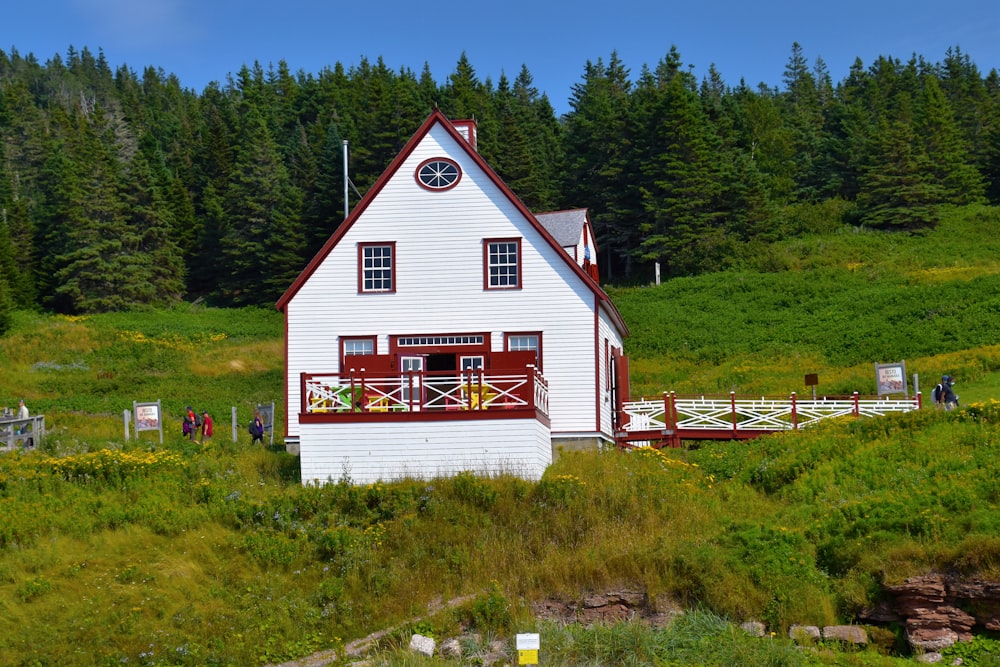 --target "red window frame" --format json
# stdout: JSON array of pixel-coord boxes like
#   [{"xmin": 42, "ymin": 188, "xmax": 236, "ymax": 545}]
[
  {"xmin": 415, "ymin": 157, "xmax": 462, "ymax": 191},
  {"xmin": 504, "ymin": 331, "xmax": 542, "ymax": 370},
  {"xmin": 340, "ymin": 336, "xmax": 376, "ymax": 367},
  {"xmin": 358, "ymin": 242, "xmax": 396, "ymax": 293},
  {"xmin": 484, "ymin": 238, "xmax": 522, "ymax": 290}
]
